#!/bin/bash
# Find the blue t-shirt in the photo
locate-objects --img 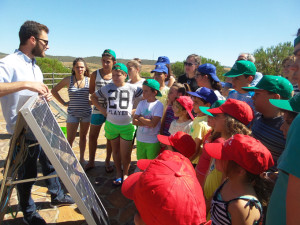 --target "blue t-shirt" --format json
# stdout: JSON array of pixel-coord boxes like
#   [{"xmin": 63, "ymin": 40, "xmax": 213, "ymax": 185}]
[
  {"xmin": 227, "ymin": 90, "xmax": 255, "ymax": 111},
  {"xmin": 266, "ymin": 114, "xmax": 300, "ymax": 225}
]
